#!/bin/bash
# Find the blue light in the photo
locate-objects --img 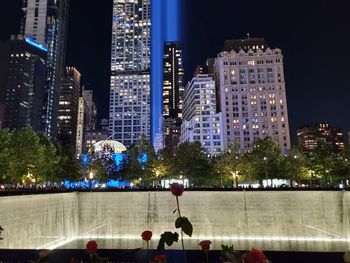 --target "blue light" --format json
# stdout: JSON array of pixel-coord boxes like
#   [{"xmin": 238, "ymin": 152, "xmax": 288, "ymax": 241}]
[
  {"xmin": 81, "ymin": 154, "xmax": 90, "ymax": 165},
  {"xmin": 164, "ymin": 0, "xmax": 179, "ymax": 41},
  {"xmin": 25, "ymin": 38, "xmax": 48, "ymax": 52},
  {"xmin": 151, "ymin": 0, "xmax": 164, "ymax": 145},
  {"xmin": 151, "ymin": 0, "xmax": 181, "ymax": 145},
  {"xmin": 107, "ymin": 179, "xmax": 129, "ymax": 188},
  {"xmin": 137, "ymin": 152, "xmax": 148, "ymax": 164}
]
